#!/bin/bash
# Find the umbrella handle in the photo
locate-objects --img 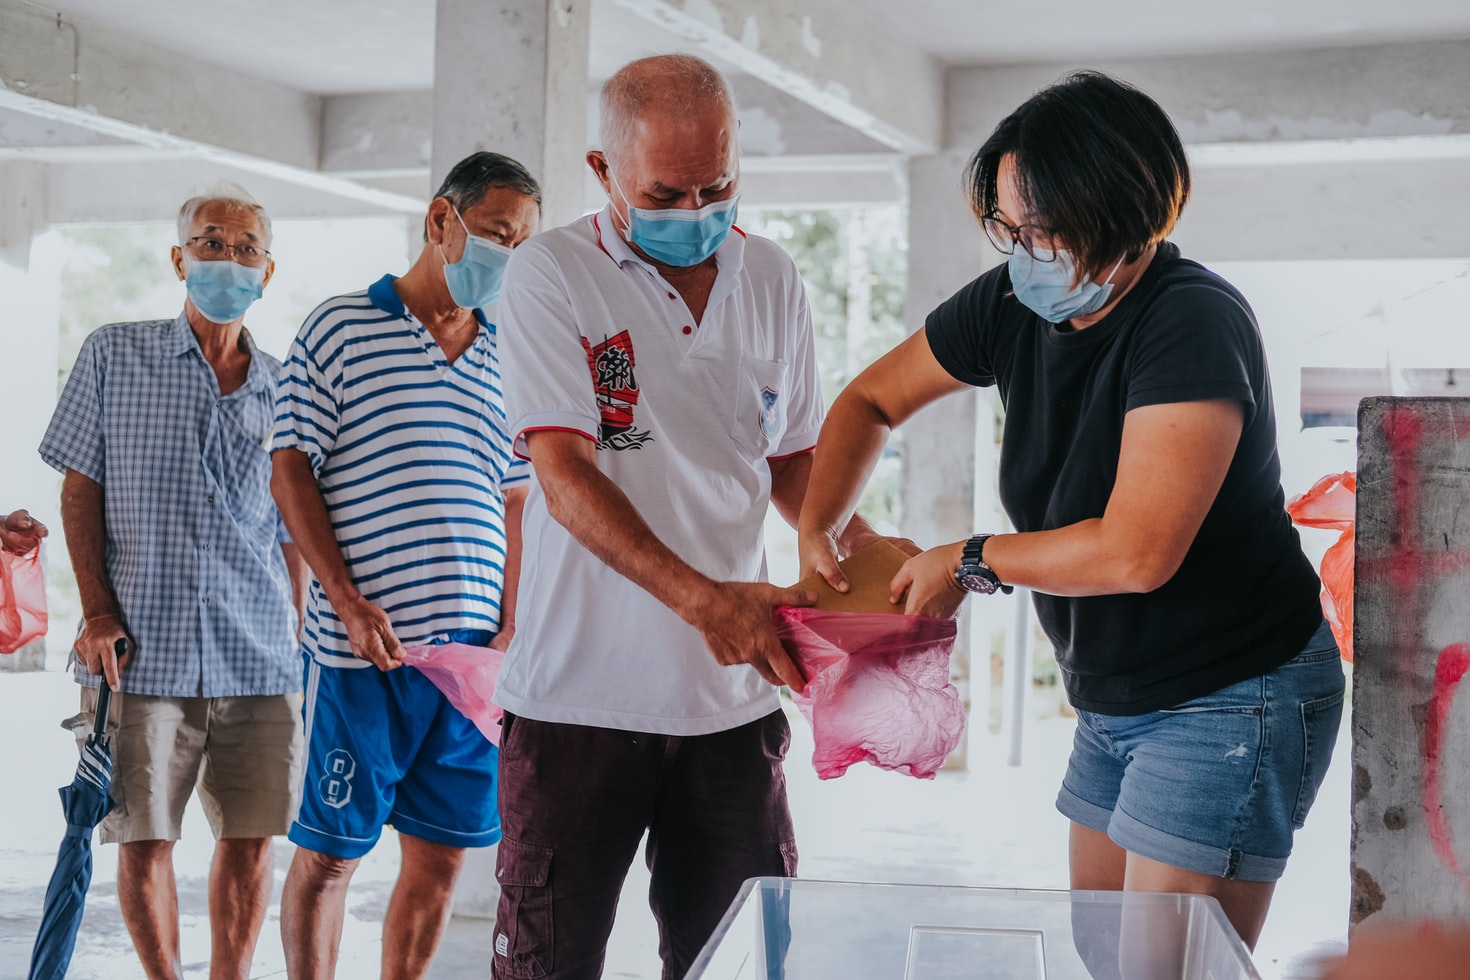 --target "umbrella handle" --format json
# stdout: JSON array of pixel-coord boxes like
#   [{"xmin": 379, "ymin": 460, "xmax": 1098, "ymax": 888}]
[{"xmin": 92, "ymin": 638, "xmax": 125, "ymax": 737}]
